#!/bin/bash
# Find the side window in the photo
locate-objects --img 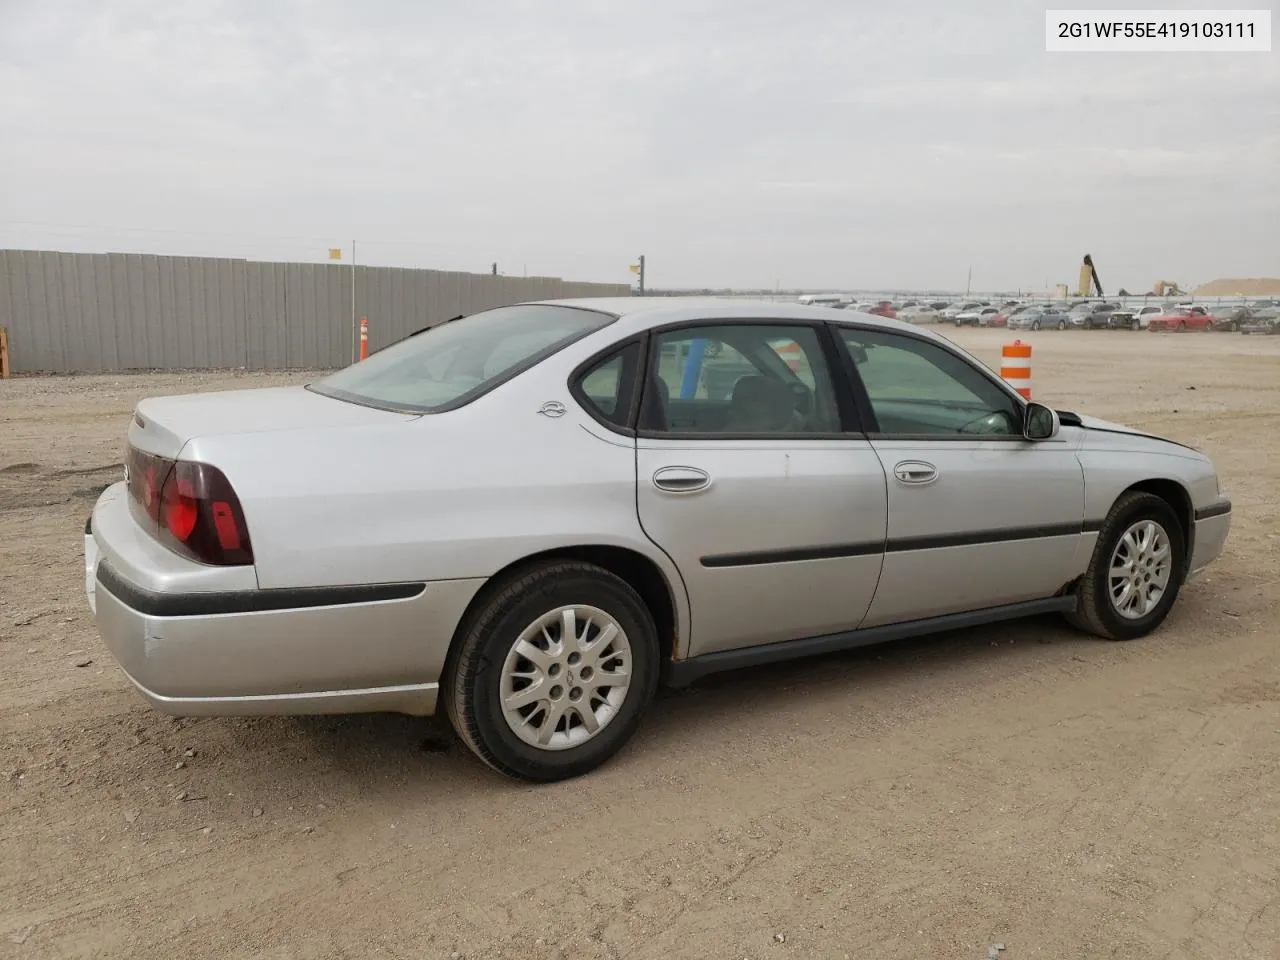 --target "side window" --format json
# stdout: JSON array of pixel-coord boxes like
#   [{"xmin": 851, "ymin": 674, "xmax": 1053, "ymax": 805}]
[
  {"xmin": 838, "ymin": 328, "xmax": 1021, "ymax": 437},
  {"xmin": 641, "ymin": 324, "xmax": 841, "ymax": 435},
  {"xmin": 573, "ymin": 342, "xmax": 640, "ymax": 428}
]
